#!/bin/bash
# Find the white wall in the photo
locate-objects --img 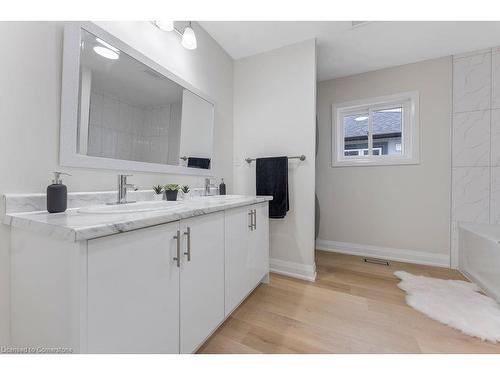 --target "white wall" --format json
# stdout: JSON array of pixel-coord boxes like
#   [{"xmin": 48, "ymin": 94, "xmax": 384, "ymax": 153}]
[
  {"xmin": 316, "ymin": 57, "xmax": 452, "ymax": 267},
  {"xmin": 0, "ymin": 21, "xmax": 233, "ymax": 345},
  {"xmin": 451, "ymin": 47, "xmax": 500, "ymax": 267},
  {"xmin": 233, "ymin": 39, "xmax": 317, "ymax": 280}
]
